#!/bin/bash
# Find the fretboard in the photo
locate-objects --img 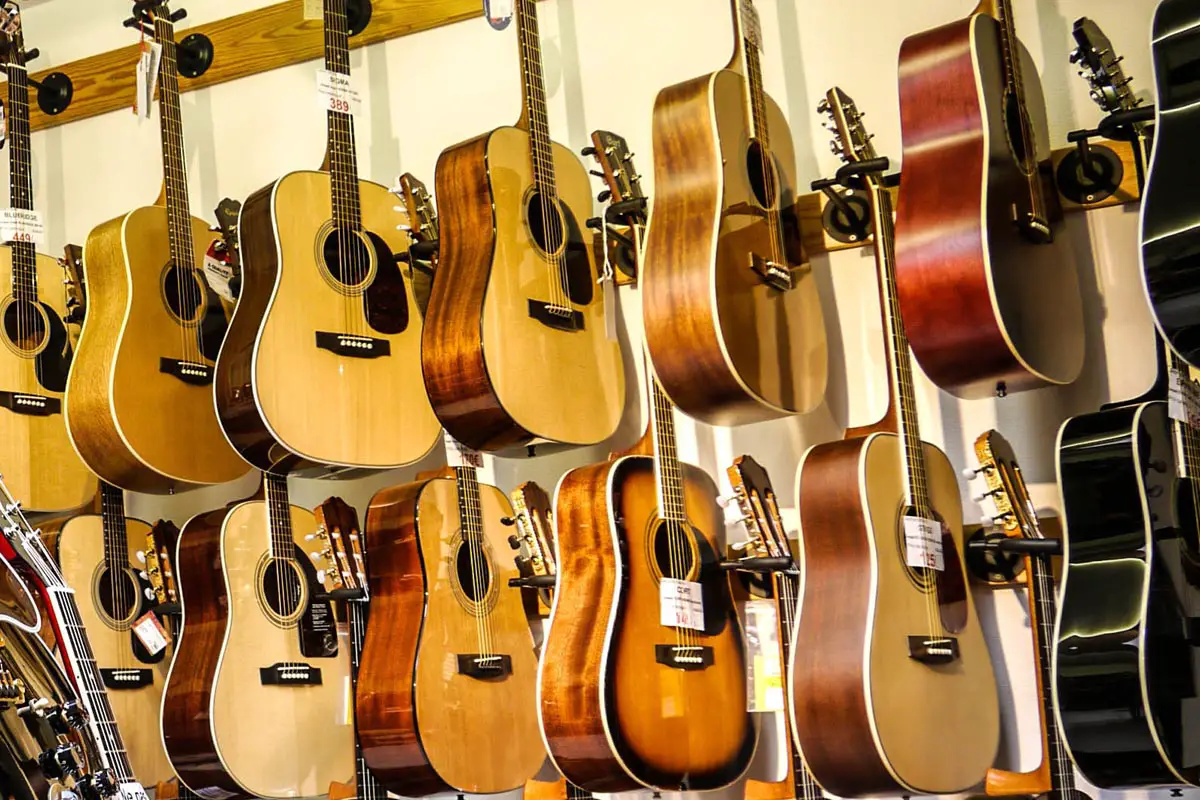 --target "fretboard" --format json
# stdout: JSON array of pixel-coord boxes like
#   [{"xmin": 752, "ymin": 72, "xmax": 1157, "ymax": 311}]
[
  {"xmin": 514, "ymin": 0, "xmax": 557, "ymax": 203},
  {"xmin": 46, "ymin": 585, "xmax": 136, "ymax": 782},
  {"xmin": 1170, "ymin": 350, "xmax": 1200, "ymax": 481},
  {"xmin": 650, "ymin": 379, "xmax": 687, "ymax": 524},
  {"xmin": 735, "ymin": 0, "xmax": 771, "ymax": 149},
  {"xmin": 1026, "ymin": 551, "xmax": 1075, "ymax": 792},
  {"xmin": 323, "ymin": 0, "xmax": 361, "ymax": 231},
  {"xmin": 347, "ymin": 600, "xmax": 384, "ymax": 800},
  {"xmin": 99, "ymin": 482, "xmax": 130, "ymax": 577},
  {"xmin": 771, "ymin": 571, "xmax": 823, "ymax": 800},
  {"xmin": 265, "ymin": 473, "xmax": 294, "ymax": 561},
  {"xmin": 454, "ymin": 466, "xmax": 485, "ymax": 542},
  {"xmin": 152, "ymin": 10, "xmax": 197, "ymax": 282},
  {"xmin": 4, "ymin": 57, "xmax": 37, "ymax": 303}
]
